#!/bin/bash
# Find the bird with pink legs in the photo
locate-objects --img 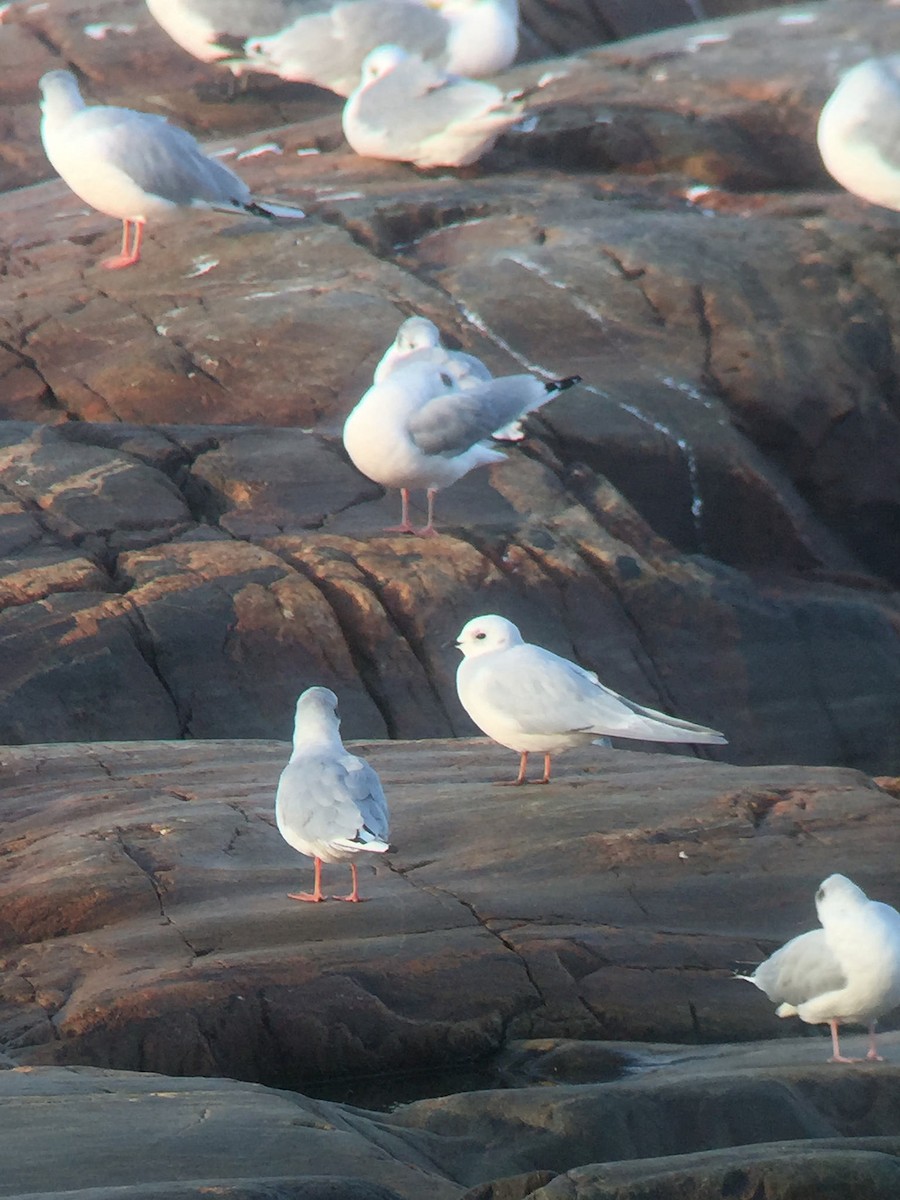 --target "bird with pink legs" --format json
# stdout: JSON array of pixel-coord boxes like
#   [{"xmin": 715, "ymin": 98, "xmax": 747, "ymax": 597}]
[
  {"xmin": 741, "ymin": 873, "xmax": 900, "ymax": 1063},
  {"xmin": 275, "ymin": 687, "xmax": 390, "ymax": 903},
  {"xmin": 38, "ymin": 69, "xmax": 303, "ymax": 270}
]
